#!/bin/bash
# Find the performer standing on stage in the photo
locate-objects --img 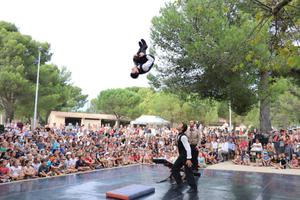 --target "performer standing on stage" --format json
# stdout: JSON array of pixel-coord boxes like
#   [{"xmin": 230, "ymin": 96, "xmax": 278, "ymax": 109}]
[
  {"xmin": 186, "ymin": 120, "xmax": 202, "ymax": 172},
  {"xmin": 171, "ymin": 122, "xmax": 197, "ymax": 193}
]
